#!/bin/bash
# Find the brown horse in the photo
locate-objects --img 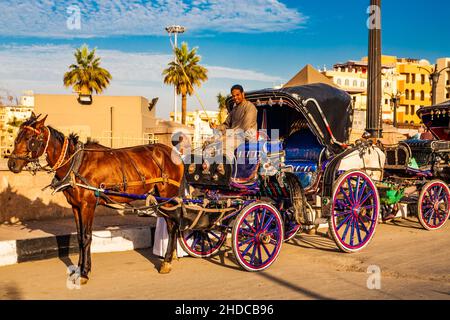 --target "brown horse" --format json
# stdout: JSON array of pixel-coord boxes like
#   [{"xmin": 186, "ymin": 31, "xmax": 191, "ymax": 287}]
[{"xmin": 7, "ymin": 113, "xmax": 185, "ymax": 284}]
